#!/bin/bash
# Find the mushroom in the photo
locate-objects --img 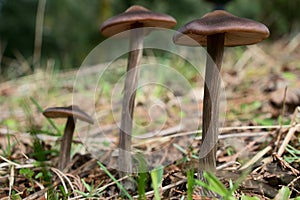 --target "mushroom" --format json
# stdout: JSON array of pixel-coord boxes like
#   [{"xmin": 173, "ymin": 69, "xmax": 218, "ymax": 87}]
[
  {"xmin": 43, "ymin": 105, "xmax": 94, "ymax": 170},
  {"xmin": 100, "ymin": 5, "xmax": 176, "ymax": 184},
  {"xmin": 173, "ymin": 10, "xmax": 269, "ymax": 176}
]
